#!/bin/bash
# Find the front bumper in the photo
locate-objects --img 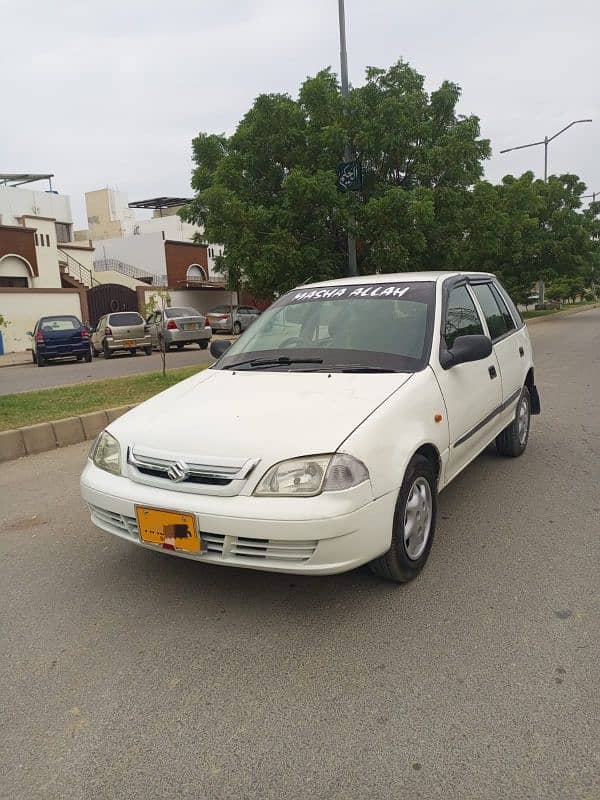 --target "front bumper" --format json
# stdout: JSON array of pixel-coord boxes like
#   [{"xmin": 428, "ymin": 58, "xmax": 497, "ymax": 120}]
[
  {"xmin": 80, "ymin": 462, "xmax": 396, "ymax": 575},
  {"xmin": 164, "ymin": 326, "xmax": 212, "ymax": 345},
  {"xmin": 106, "ymin": 335, "xmax": 151, "ymax": 350}
]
